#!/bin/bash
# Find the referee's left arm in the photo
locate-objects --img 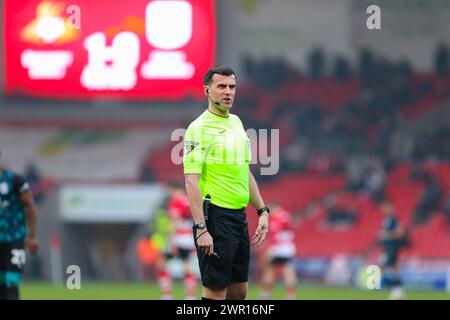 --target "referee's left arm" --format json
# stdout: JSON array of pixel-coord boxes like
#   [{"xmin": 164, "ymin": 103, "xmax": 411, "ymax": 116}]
[{"xmin": 249, "ymin": 172, "xmax": 268, "ymax": 246}]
